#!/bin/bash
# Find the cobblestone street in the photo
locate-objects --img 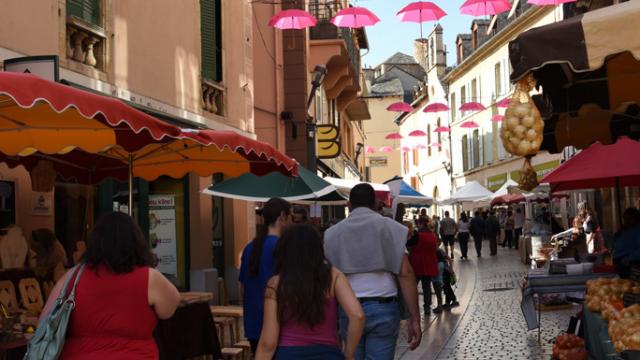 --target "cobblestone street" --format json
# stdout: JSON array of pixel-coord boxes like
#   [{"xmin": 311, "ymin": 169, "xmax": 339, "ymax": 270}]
[{"xmin": 396, "ymin": 242, "xmax": 577, "ymax": 360}]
